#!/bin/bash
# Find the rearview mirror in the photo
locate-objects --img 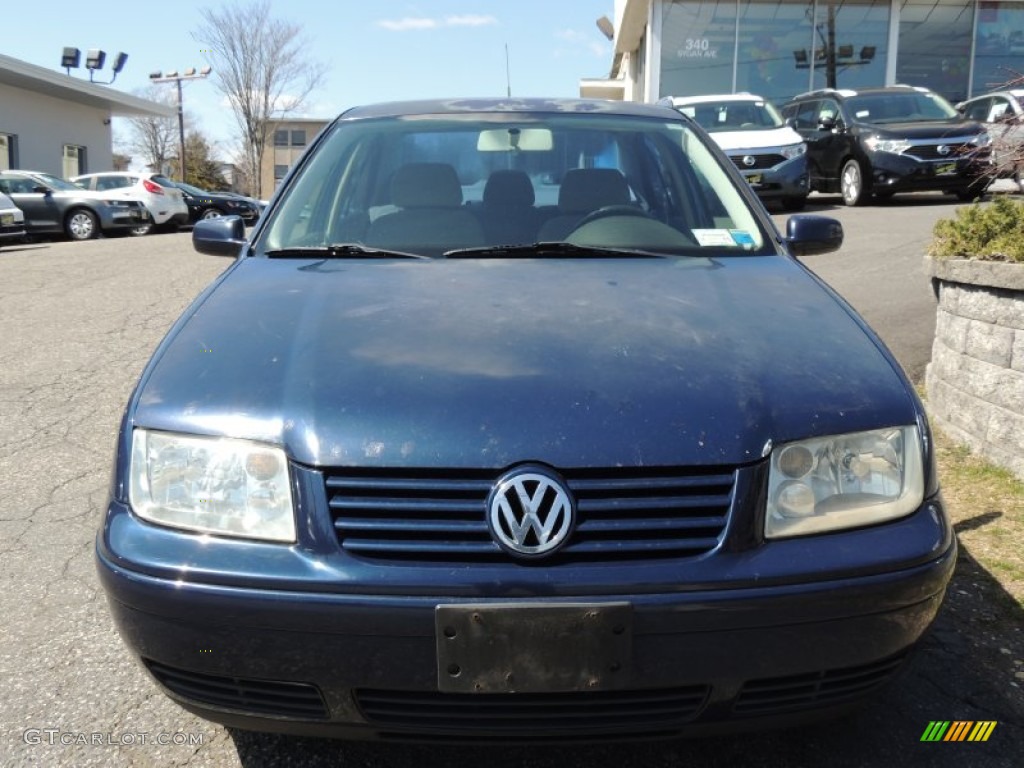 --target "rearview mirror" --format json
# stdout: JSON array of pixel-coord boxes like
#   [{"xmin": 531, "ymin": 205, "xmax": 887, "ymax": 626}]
[{"xmin": 478, "ymin": 128, "xmax": 553, "ymax": 152}]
